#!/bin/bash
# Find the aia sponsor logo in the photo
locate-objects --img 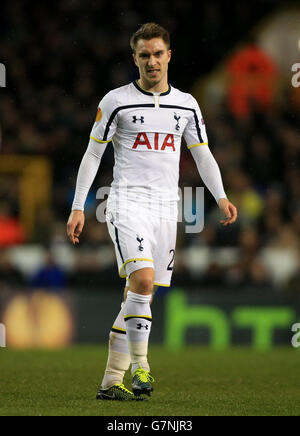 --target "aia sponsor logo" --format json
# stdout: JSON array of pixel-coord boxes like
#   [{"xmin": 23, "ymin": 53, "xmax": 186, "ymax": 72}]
[{"xmin": 132, "ymin": 133, "xmax": 175, "ymax": 151}]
